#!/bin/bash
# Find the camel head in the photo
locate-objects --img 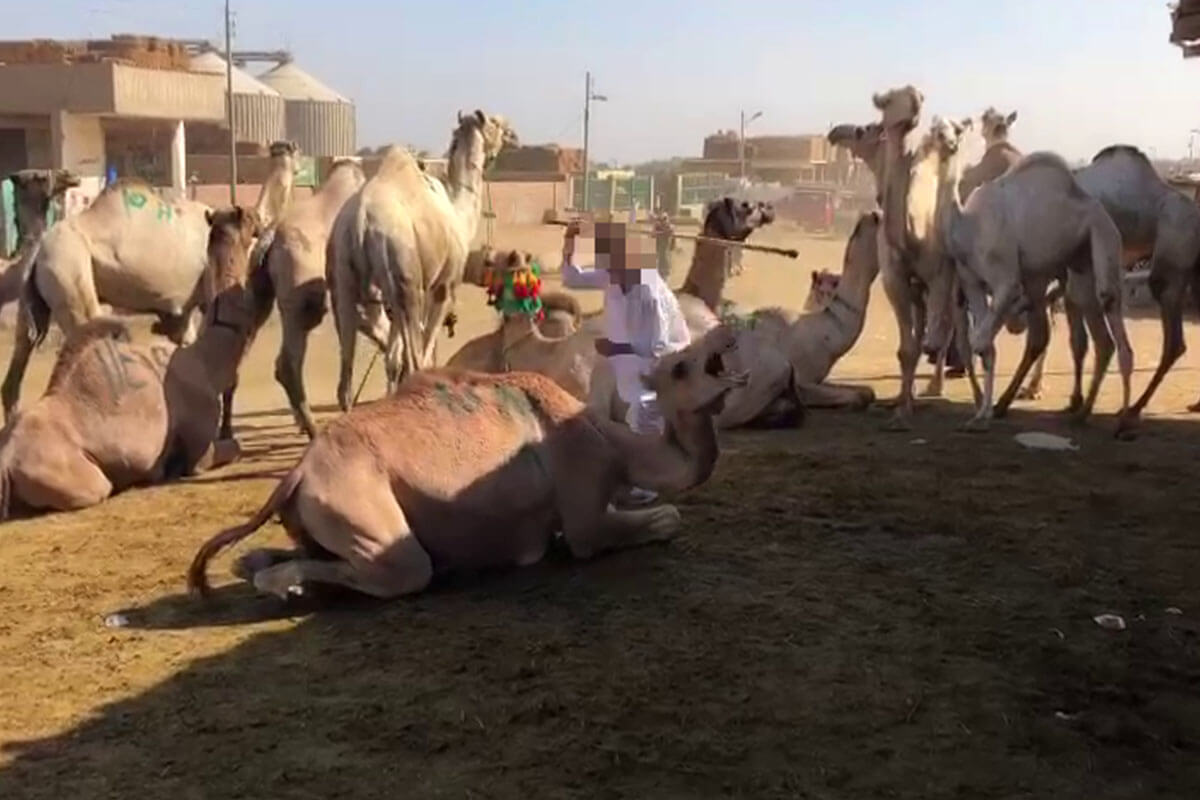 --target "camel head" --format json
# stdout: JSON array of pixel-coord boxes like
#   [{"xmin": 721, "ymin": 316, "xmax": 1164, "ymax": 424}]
[
  {"xmin": 980, "ymin": 107, "xmax": 1017, "ymax": 145},
  {"xmin": 928, "ymin": 116, "xmax": 973, "ymax": 159},
  {"xmin": 702, "ymin": 197, "xmax": 774, "ymax": 242},
  {"xmin": 805, "ymin": 269, "xmax": 840, "ymax": 311},
  {"xmin": 453, "ymin": 109, "xmax": 519, "ymax": 167},
  {"xmin": 827, "ymin": 122, "xmax": 885, "ymax": 164},
  {"xmin": 871, "ymin": 85, "xmax": 924, "ymax": 132},
  {"xmin": 462, "ymin": 244, "xmax": 498, "ymax": 287},
  {"xmin": 268, "ymin": 140, "xmax": 299, "ymax": 160},
  {"xmin": 642, "ymin": 324, "xmax": 748, "ymax": 416},
  {"xmin": 6, "ymin": 168, "xmax": 80, "ymax": 239},
  {"xmin": 204, "ymin": 206, "xmax": 263, "ymax": 297}
]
